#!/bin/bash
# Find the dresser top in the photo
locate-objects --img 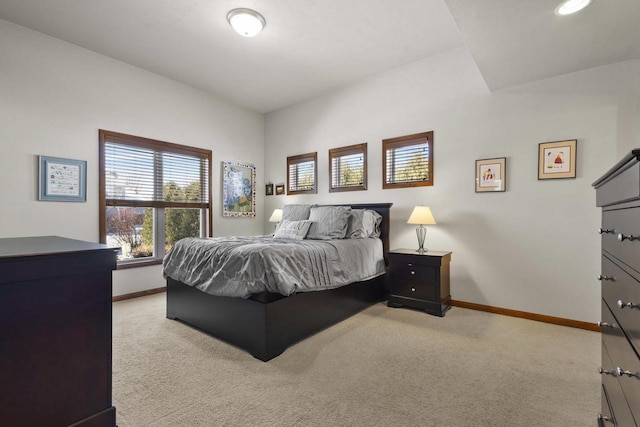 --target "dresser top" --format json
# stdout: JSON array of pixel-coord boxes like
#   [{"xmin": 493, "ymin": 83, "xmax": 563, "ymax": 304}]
[
  {"xmin": 592, "ymin": 148, "xmax": 640, "ymax": 188},
  {"xmin": 0, "ymin": 236, "xmax": 117, "ymax": 259}
]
